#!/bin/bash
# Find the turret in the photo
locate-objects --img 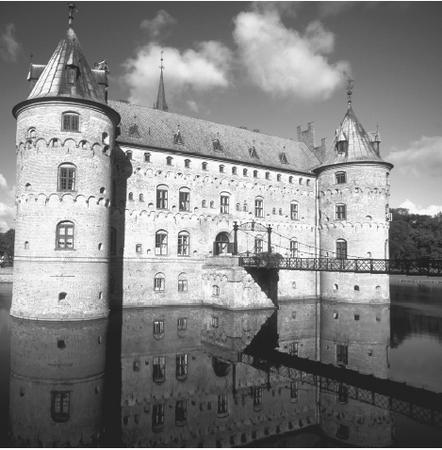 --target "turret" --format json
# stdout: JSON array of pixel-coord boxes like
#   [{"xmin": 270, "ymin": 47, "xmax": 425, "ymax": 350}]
[
  {"xmin": 11, "ymin": 7, "xmax": 120, "ymax": 320},
  {"xmin": 314, "ymin": 80, "xmax": 393, "ymax": 304}
]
